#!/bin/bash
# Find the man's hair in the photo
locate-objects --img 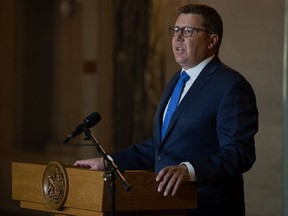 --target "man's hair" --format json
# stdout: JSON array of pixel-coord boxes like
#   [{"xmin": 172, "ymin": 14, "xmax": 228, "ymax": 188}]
[{"xmin": 177, "ymin": 4, "xmax": 223, "ymax": 55}]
